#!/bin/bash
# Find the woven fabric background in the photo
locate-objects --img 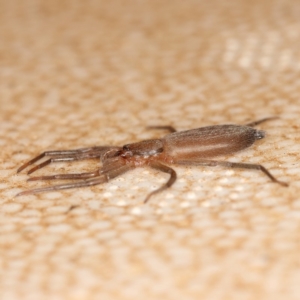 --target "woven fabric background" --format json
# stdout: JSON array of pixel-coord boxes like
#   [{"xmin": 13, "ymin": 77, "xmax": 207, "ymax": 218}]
[{"xmin": 1, "ymin": 0, "xmax": 300, "ymax": 299}]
